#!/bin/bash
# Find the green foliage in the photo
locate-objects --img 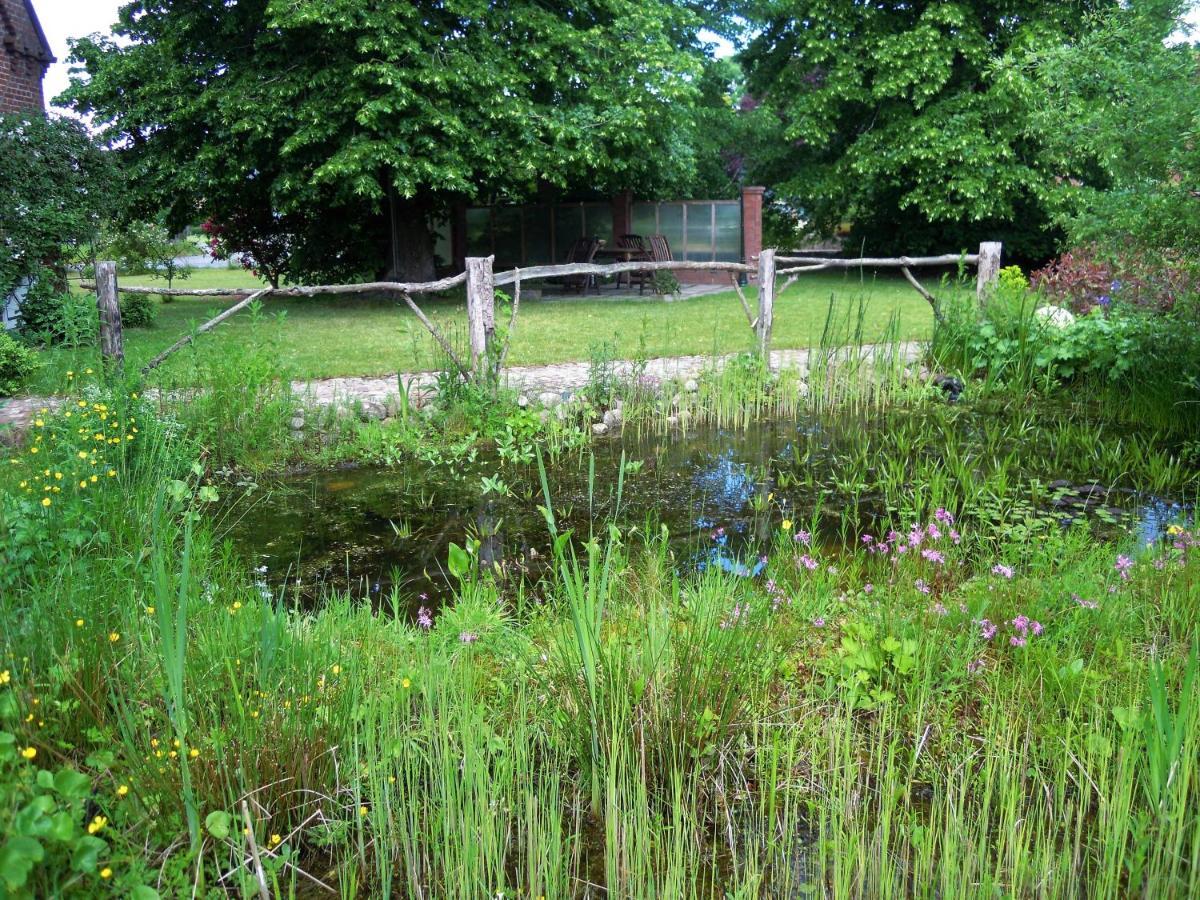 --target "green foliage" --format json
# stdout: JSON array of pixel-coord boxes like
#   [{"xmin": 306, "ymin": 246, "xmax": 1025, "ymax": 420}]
[
  {"xmin": 64, "ymin": 1, "xmax": 718, "ymax": 281},
  {"xmin": 737, "ymin": 1, "xmax": 1112, "ymax": 259},
  {"xmin": 98, "ymin": 221, "xmax": 192, "ymax": 289},
  {"xmin": 14, "ymin": 279, "xmax": 97, "ymax": 348},
  {"xmin": 0, "ymin": 115, "xmax": 114, "ymax": 300},
  {"xmin": 1010, "ymin": 1, "xmax": 1200, "ymax": 258},
  {"xmin": 118, "ymin": 293, "xmax": 156, "ymax": 329},
  {"xmin": 0, "ymin": 333, "xmax": 39, "ymax": 397}
]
